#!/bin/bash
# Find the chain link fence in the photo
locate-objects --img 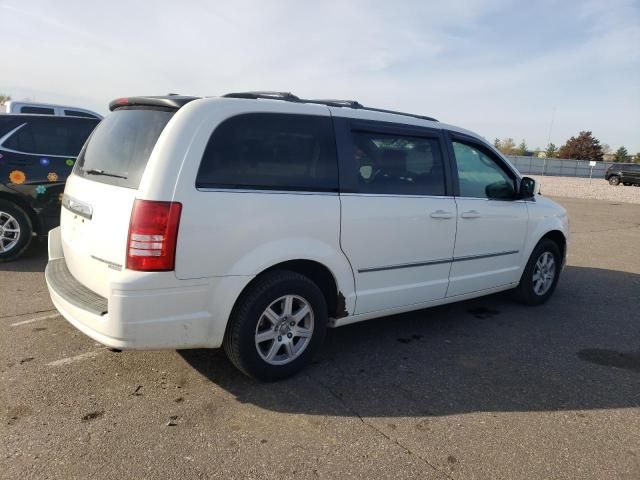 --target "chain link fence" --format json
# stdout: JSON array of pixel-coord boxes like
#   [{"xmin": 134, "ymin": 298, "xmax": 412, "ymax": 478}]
[{"xmin": 506, "ymin": 156, "xmax": 631, "ymax": 178}]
